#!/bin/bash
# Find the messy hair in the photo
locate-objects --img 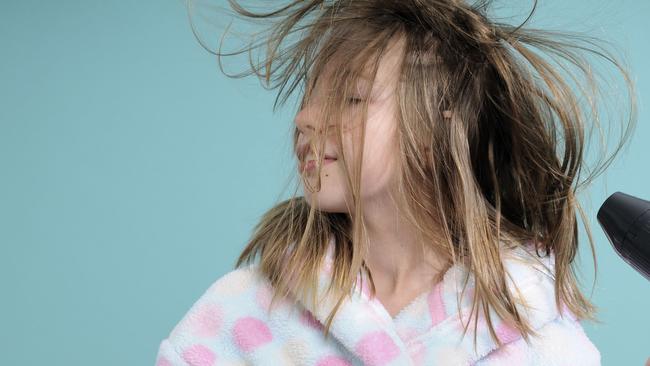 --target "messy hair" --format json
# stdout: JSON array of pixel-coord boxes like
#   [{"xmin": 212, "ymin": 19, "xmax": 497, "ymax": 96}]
[{"xmin": 187, "ymin": 0, "xmax": 636, "ymax": 348}]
